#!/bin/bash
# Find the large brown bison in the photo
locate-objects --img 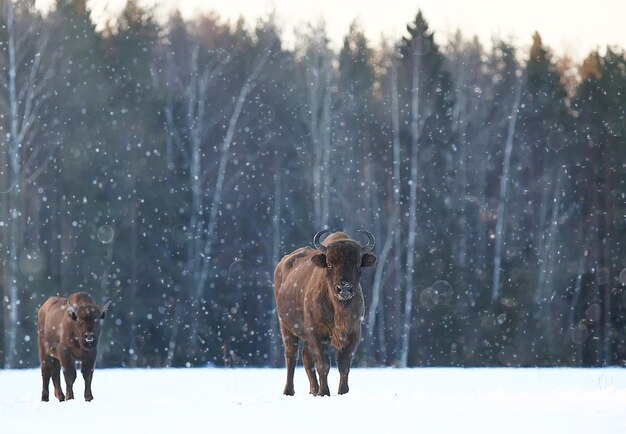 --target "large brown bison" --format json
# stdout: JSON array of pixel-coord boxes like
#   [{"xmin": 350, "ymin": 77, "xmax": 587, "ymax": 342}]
[
  {"xmin": 37, "ymin": 292, "xmax": 111, "ymax": 402},
  {"xmin": 274, "ymin": 230, "xmax": 376, "ymax": 396}
]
